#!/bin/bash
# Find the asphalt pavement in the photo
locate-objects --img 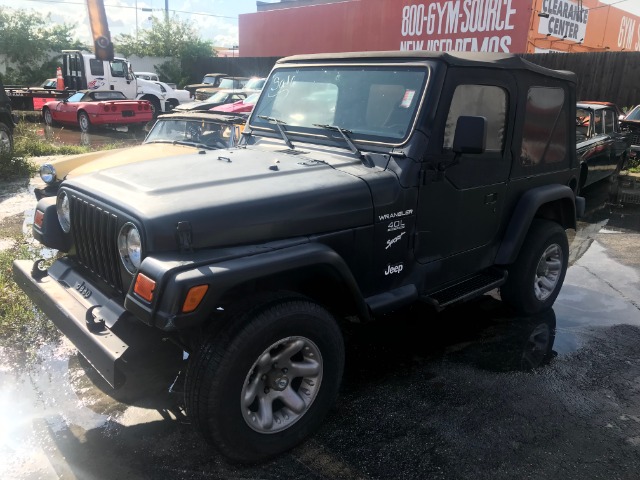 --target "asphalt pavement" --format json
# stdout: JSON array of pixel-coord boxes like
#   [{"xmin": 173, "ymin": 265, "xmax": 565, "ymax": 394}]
[{"xmin": 2, "ymin": 176, "xmax": 640, "ymax": 480}]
